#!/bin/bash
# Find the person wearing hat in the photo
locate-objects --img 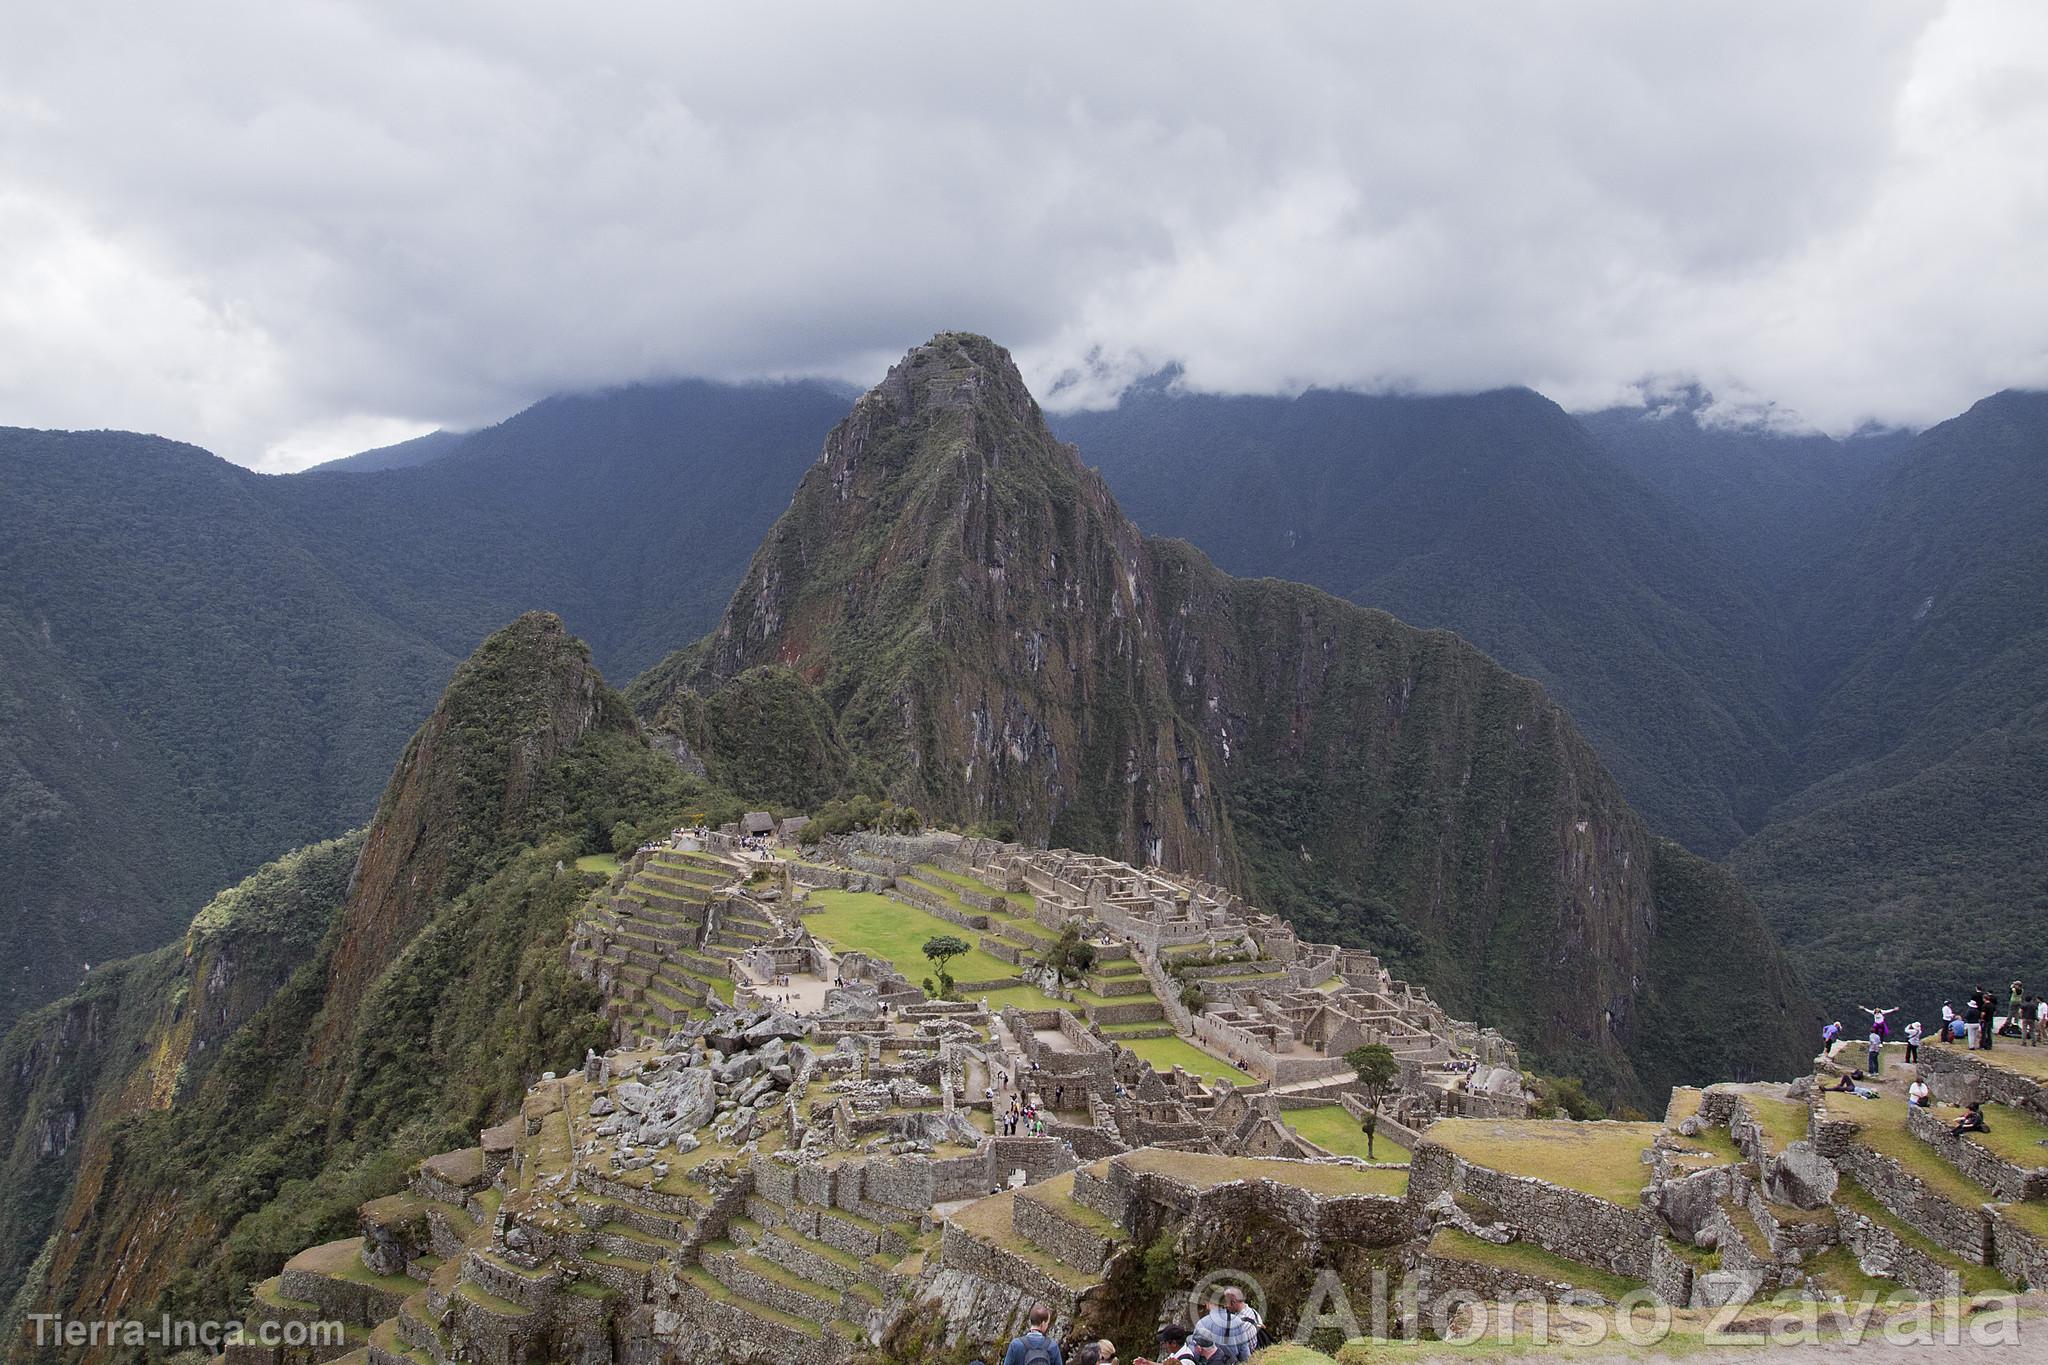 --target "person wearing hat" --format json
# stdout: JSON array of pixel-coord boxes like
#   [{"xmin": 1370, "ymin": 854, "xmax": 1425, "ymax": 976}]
[
  {"xmin": 1133, "ymin": 1325, "xmax": 1193, "ymax": 1365},
  {"xmin": 1940, "ymin": 999, "xmax": 1955, "ymax": 1044}
]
